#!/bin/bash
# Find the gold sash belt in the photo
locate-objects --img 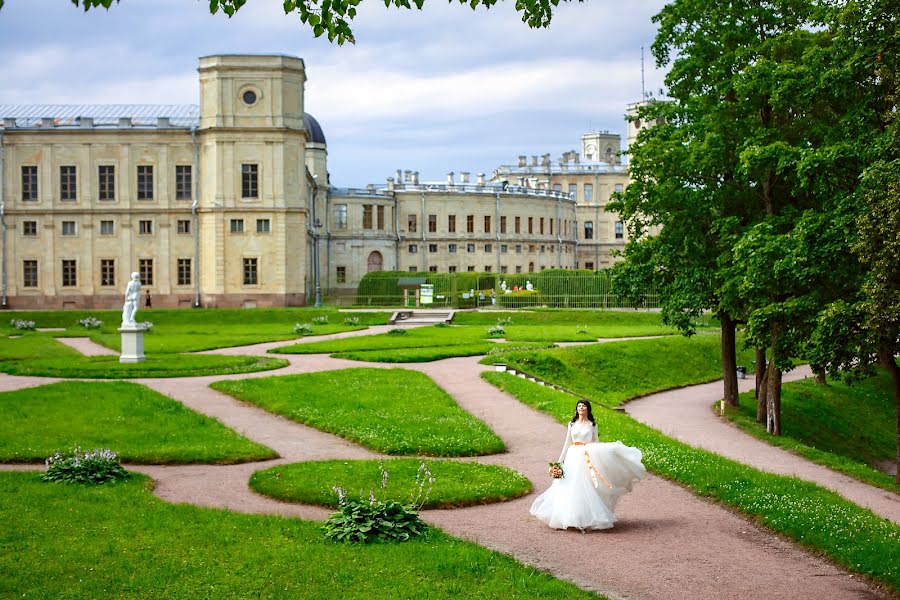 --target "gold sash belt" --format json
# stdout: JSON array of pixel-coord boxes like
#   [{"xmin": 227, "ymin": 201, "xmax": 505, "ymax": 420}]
[{"xmin": 571, "ymin": 442, "xmax": 613, "ymax": 489}]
